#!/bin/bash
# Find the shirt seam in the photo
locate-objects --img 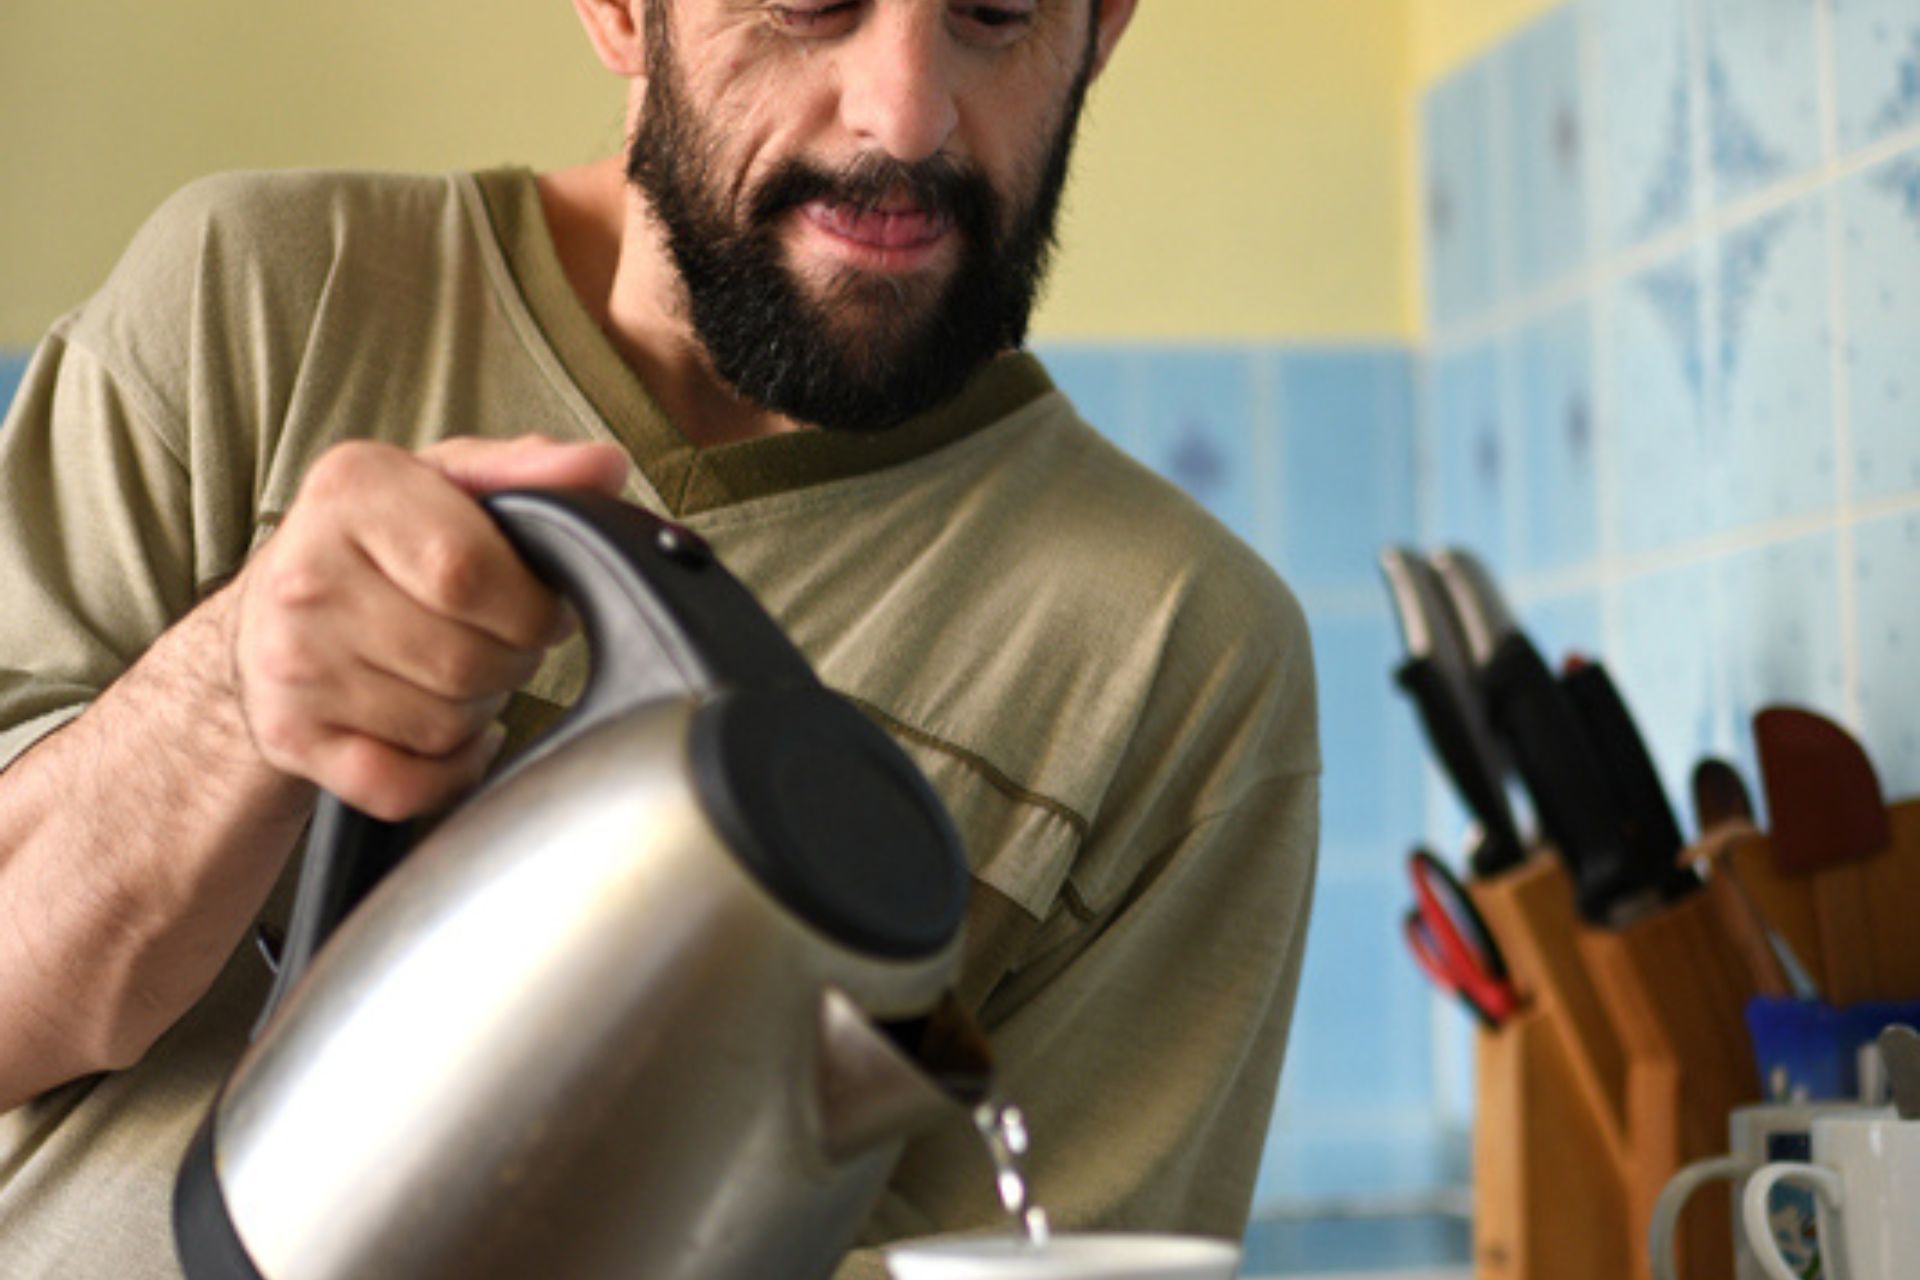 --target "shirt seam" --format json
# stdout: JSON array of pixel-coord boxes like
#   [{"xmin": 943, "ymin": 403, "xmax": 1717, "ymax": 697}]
[
  {"xmin": 1069, "ymin": 768, "xmax": 1320, "ymax": 921},
  {"xmin": 453, "ymin": 173, "xmax": 634, "ymax": 461},
  {"xmin": 842, "ymin": 694, "xmax": 1091, "ymax": 842},
  {"xmin": 43, "ymin": 322, "xmax": 193, "ymax": 475}
]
